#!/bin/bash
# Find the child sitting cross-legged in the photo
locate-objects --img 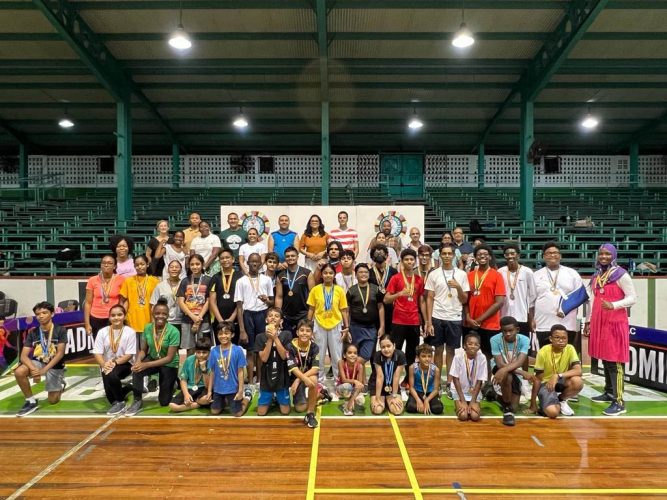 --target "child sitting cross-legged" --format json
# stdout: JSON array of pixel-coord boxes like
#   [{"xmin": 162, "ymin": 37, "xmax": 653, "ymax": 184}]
[{"xmin": 169, "ymin": 337, "xmax": 213, "ymax": 413}]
